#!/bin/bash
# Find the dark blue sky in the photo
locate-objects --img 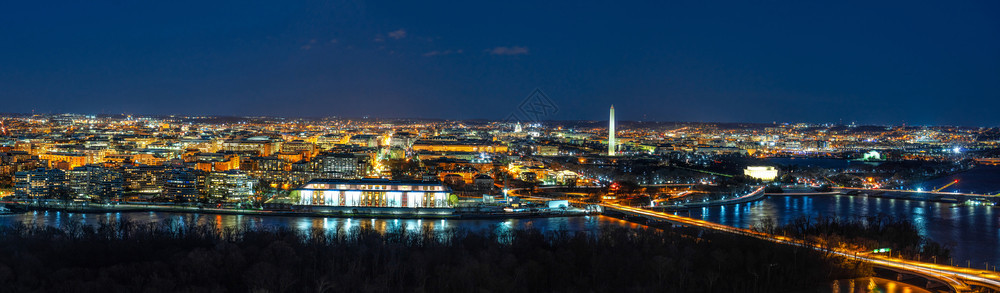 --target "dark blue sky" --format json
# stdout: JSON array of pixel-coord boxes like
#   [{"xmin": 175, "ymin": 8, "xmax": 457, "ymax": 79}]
[{"xmin": 2, "ymin": 1, "xmax": 998, "ymax": 126}]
